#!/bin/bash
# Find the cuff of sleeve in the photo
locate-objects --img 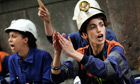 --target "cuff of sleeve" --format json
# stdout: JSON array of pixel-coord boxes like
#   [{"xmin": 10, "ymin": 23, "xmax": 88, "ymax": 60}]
[
  {"xmin": 46, "ymin": 35, "xmax": 53, "ymax": 44},
  {"xmin": 80, "ymin": 55, "xmax": 89, "ymax": 65},
  {"xmin": 51, "ymin": 73, "xmax": 61, "ymax": 77},
  {"xmin": 51, "ymin": 73, "xmax": 62, "ymax": 82}
]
